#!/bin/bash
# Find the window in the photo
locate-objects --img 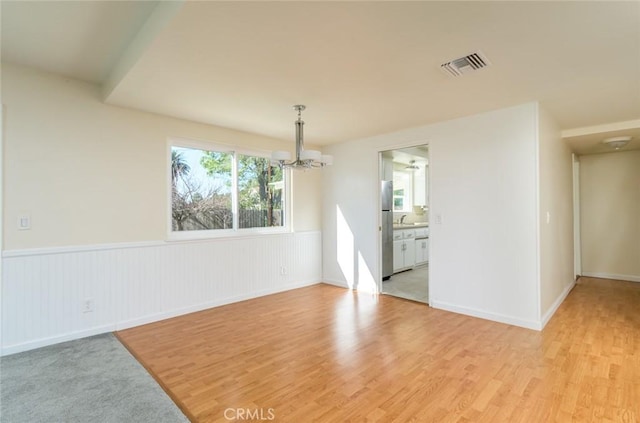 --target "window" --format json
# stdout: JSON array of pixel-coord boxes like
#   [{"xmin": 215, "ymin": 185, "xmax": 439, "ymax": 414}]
[
  {"xmin": 170, "ymin": 141, "xmax": 287, "ymax": 238},
  {"xmin": 392, "ymin": 170, "xmax": 413, "ymax": 212},
  {"xmin": 236, "ymin": 153, "xmax": 284, "ymax": 229}
]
